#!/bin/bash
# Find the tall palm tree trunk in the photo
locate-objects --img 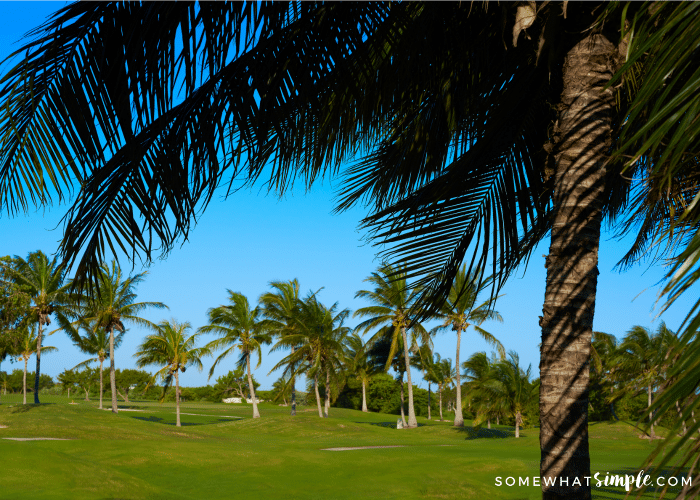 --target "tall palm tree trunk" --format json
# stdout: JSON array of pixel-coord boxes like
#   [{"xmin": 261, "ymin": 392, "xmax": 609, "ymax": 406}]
[
  {"xmin": 175, "ymin": 369, "xmax": 181, "ymax": 427},
  {"xmin": 401, "ymin": 326, "xmax": 418, "ymax": 428},
  {"xmin": 108, "ymin": 326, "xmax": 118, "ymax": 414},
  {"xmin": 675, "ymin": 400, "xmax": 687, "ymax": 436},
  {"xmin": 515, "ymin": 410, "xmax": 522, "ymax": 439},
  {"xmin": 324, "ymin": 368, "xmax": 331, "ymax": 418},
  {"xmin": 361, "ymin": 379, "xmax": 368, "ymax": 412},
  {"xmin": 539, "ymin": 34, "xmax": 614, "ymax": 500},
  {"xmin": 99, "ymin": 359, "xmax": 104, "ymax": 410},
  {"xmin": 399, "ymin": 373, "xmax": 406, "ymax": 427},
  {"xmin": 34, "ymin": 321, "xmax": 43, "ymax": 404},
  {"xmin": 23, "ymin": 358, "xmax": 28, "ymax": 405},
  {"xmin": 454, "ymin": 327, "xmax": 464, "ymax": 427},
  {"xmin": 246, "ymin": 353, "xmax": 260, "ymax": 418},
  {"xmin": 427, "ymin": 382, "xmax": 431, "ymax": 420},
  {"xmin": 314, "ymin": 373, "xmax": 323, "ymax": 418},
  {"xmin": 648, "ymin": 384, "xmax": 655, "ymax": 439},
  {"xmin": 438, "ymin": 385, "xmax": 443, "ymax": 421},
  {"xmin": 290, "ymin": 346, "xmax": 296, "ymax": 416}
]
